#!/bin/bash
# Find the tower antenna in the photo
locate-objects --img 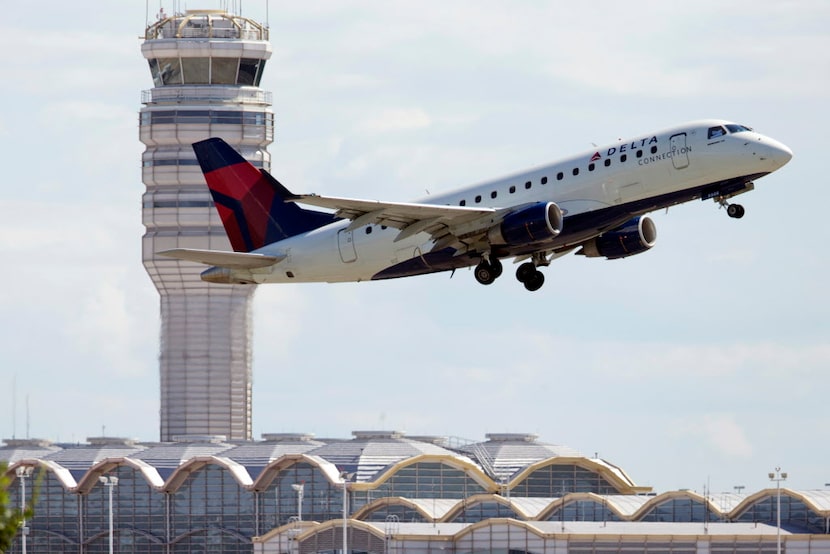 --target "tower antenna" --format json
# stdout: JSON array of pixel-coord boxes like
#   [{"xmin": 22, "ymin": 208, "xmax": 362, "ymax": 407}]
[{"xmin": 12, "ymin": 373, "xmax": 16, "ymax": 439}]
